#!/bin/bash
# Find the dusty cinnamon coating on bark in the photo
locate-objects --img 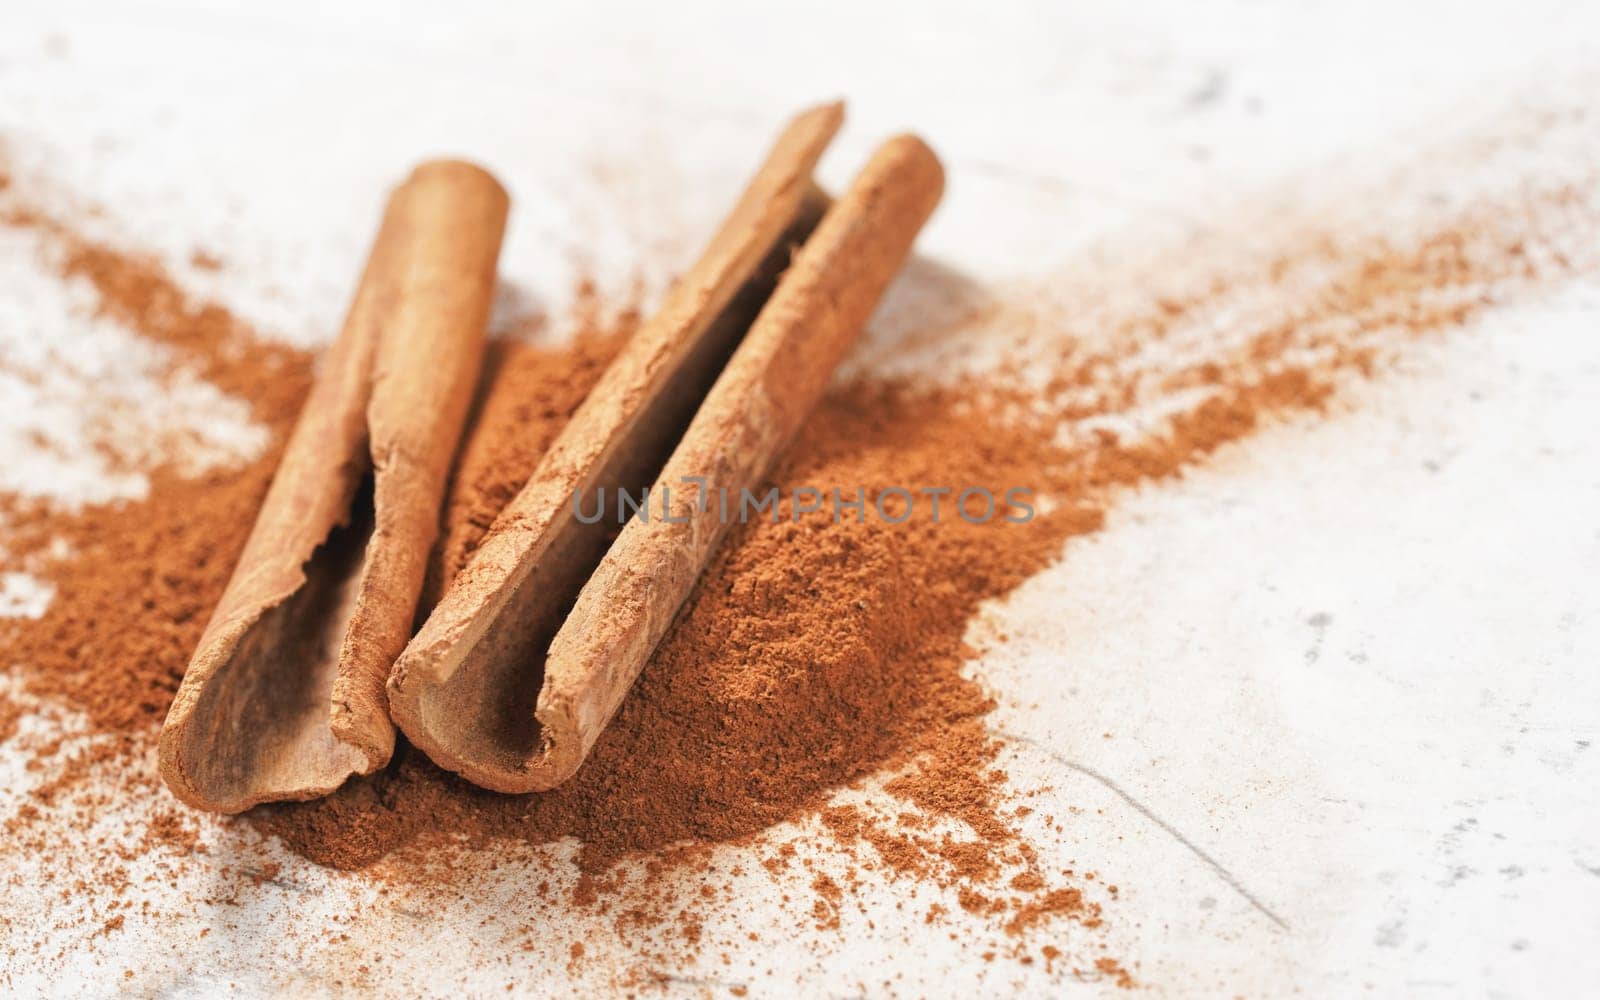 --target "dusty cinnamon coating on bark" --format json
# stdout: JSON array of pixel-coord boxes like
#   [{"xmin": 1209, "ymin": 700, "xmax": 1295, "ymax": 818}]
[{"xmin": 159, "ymin": 161, "xmax": 507, "ymax": 813}]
